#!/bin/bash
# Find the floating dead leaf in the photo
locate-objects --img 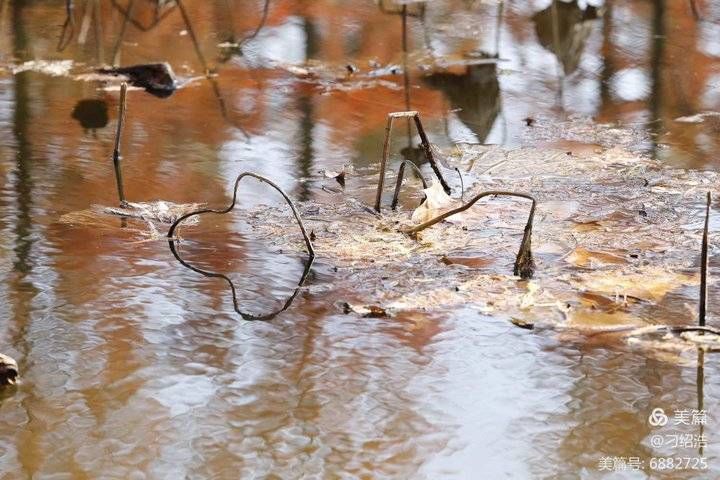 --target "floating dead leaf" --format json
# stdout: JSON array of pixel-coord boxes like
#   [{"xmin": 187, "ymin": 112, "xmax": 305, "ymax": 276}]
[
  {"xmin": 97, "ymin": 63, "xmax": 178, "ymax": 98},
  {"xmin": 571, "ymin": 209, "xmax": 635, "ymax": 226},
  {"xmin": 440, "ymin": 255, "xmax": 494, "ymax": 268},
  {"xmin": 536, "ymin": 139, "xmax": 604, "ymax": 156},
  {"xmin": 320, "ymin": 168, "xmax": 347, "ymax": 187},
  {"xmin": 563, "ymin": 308, "xmax": 643, "ymax": 331},
  {"xmin": 511, "ymin": 317, "xmax": 534, "ymax": 330},
  {"xmin": 577, "ymin": 291, "xmax": 643, "ymax": 309},
  {"xmin": 566, "ymin": 247, "xmax": 628, "ymax": 267},
  {"xmin": 573, "ymin": 267, "xmax": 697, "ymax": 302},
  {"xmin": 411, "ymin": 181, "xmax": 457, "ymax": 224},
  {"xmin": 540, "ymin": 200, "xmax": 580, "ymax": 221},
  {"xmin": 342, "ymin": 302, "xmax": 389, "ymax": 318}
]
